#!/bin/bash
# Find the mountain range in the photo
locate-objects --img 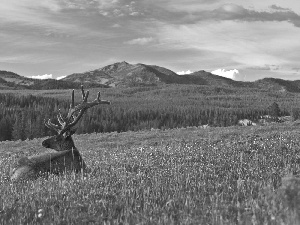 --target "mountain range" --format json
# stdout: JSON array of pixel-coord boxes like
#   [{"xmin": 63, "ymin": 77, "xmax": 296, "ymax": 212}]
[
  {"xmin": 62, "ymin": 61, "xmax": 250, "ymax": 88},
  {"xmin": 1, "ymin": 61, "xmax": 300, "ymax": 92},
  {"xmin": 0, "ymin": 70, "xmax": 106, "ymax": 90}
]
